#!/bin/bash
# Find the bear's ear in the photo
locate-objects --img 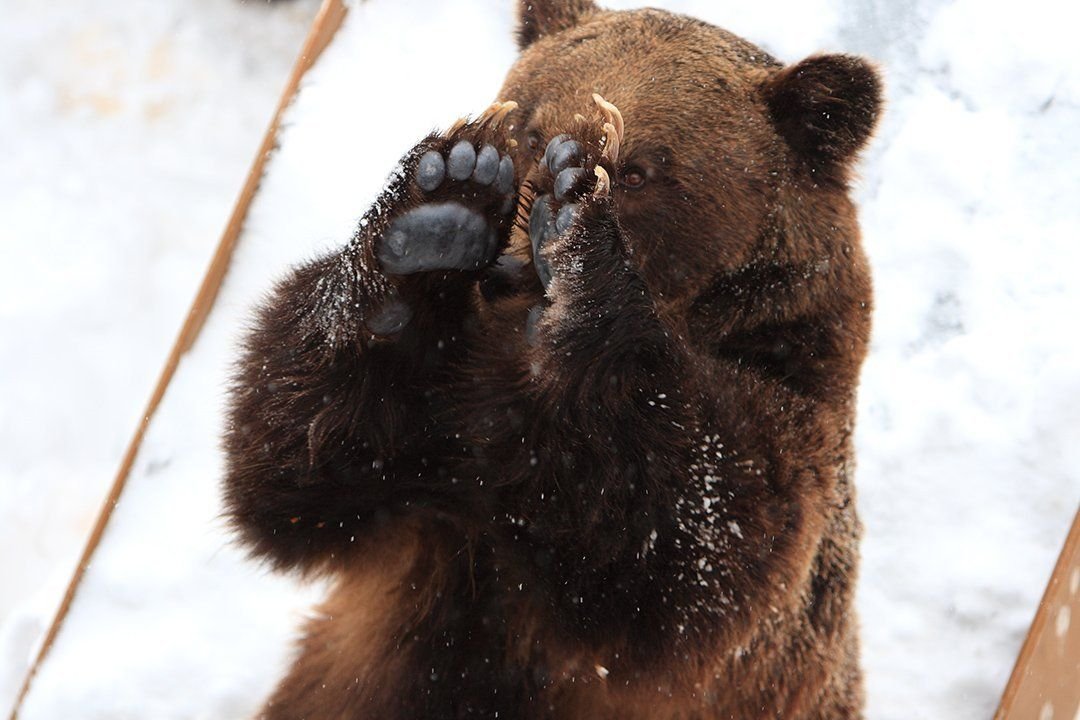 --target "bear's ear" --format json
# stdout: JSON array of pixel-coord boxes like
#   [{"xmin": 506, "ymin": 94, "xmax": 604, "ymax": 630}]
[
  {"xmin": 517, "ymin": 0, "xmax": 599, "ymax": 49},
  {"xmin": 763, "ymin": 54, "xmax": 882, "ymax": 173}
]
